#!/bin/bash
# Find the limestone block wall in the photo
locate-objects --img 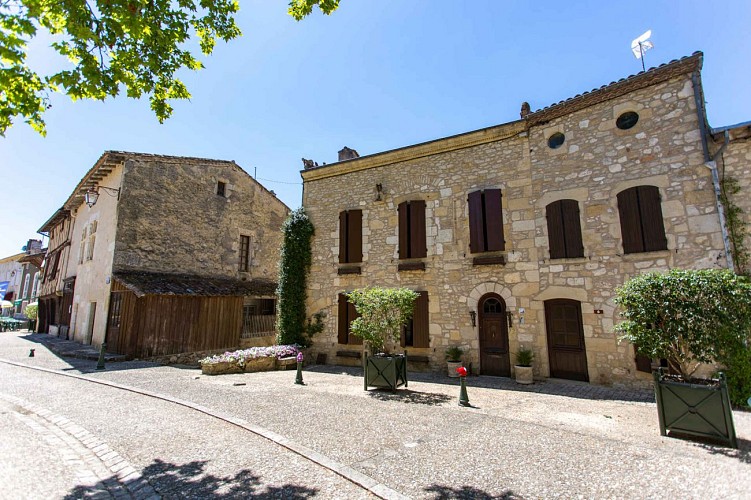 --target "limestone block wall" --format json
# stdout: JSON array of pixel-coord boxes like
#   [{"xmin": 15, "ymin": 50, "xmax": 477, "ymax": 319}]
[
  {"xmin": 303, "ymin": 72, "xmax": 729, "ymax": 388},
  {"xmin": 717, "ymin": 130, "xmax": 751, "ymax": 274},
  {"xmin": 113, "ymin": 157, "xmax": 289, "ymax": 281}
]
